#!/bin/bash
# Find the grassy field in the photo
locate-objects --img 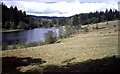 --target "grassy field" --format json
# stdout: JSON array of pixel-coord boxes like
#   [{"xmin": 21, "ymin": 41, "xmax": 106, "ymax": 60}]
[{"xmin": 1, "ymin": 20, "xmax": 119, "ymax": 72}]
